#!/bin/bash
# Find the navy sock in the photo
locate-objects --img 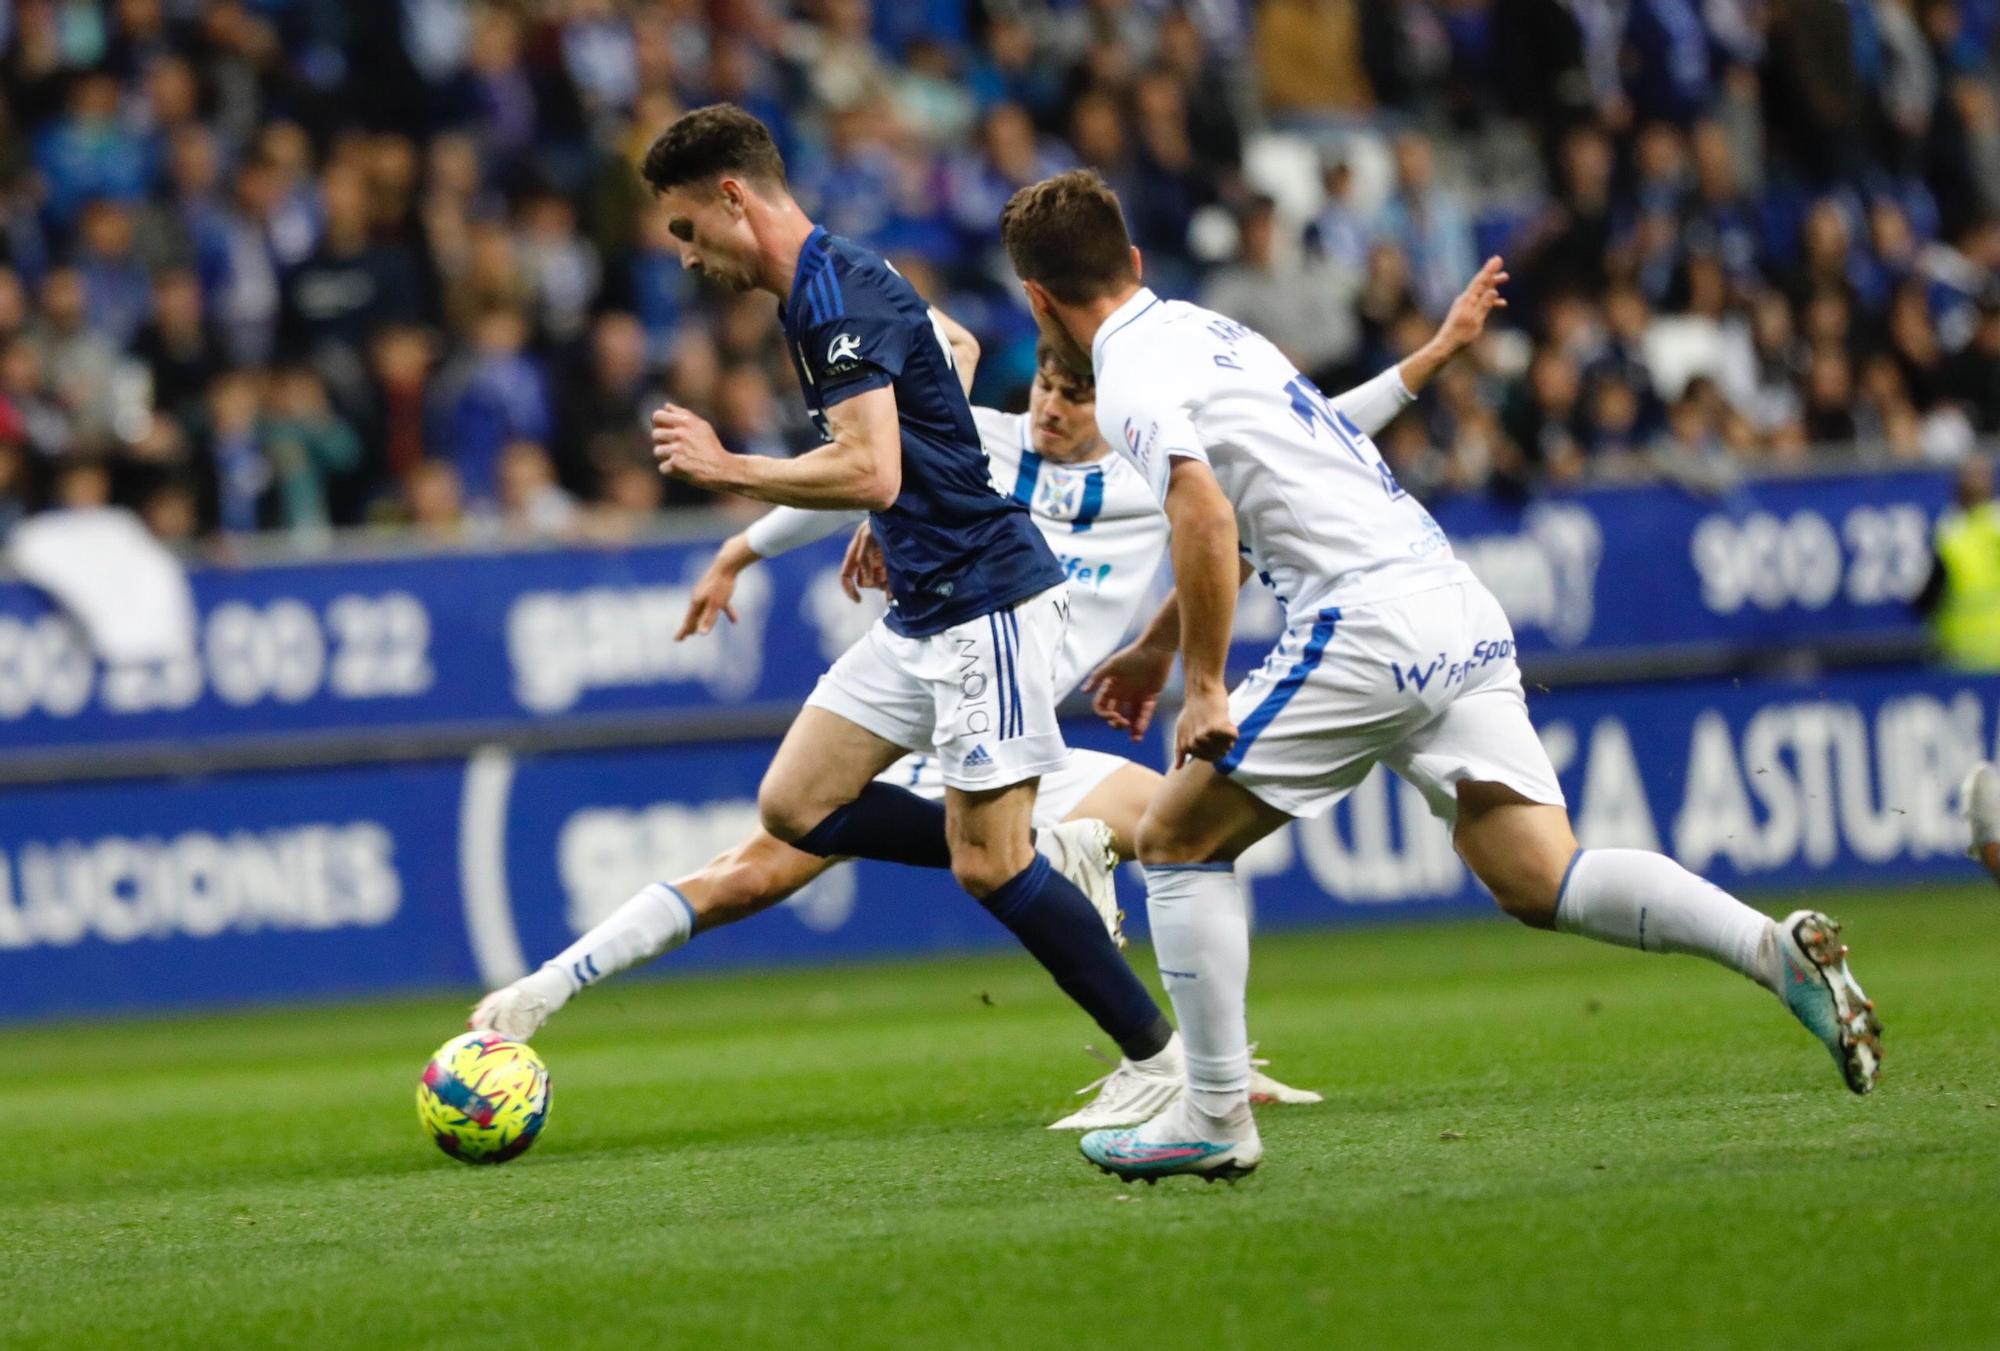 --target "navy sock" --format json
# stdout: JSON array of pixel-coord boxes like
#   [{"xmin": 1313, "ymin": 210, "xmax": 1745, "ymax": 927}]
[
  {"xmin": 793, "ymin": 782, "xmax": 951, "ymax": 869},
  {"xmin": 981, "ymin": 855, "xmax": 1173, "ymax": 1062}
]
